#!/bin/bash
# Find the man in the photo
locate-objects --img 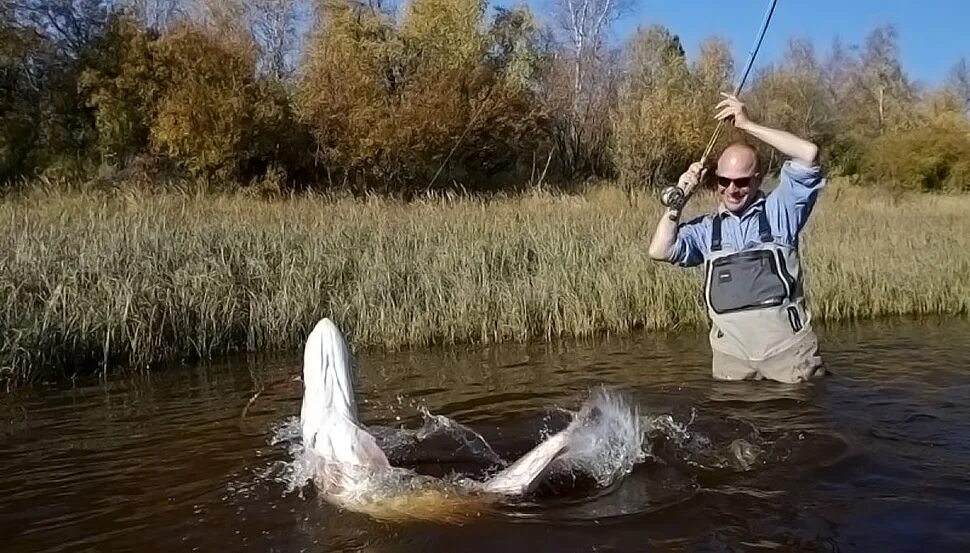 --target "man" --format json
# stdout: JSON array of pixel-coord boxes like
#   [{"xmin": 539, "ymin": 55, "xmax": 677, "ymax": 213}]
[{"xmin": 648, "ymin": 93, "xmax": 825, "ymax": 383}]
